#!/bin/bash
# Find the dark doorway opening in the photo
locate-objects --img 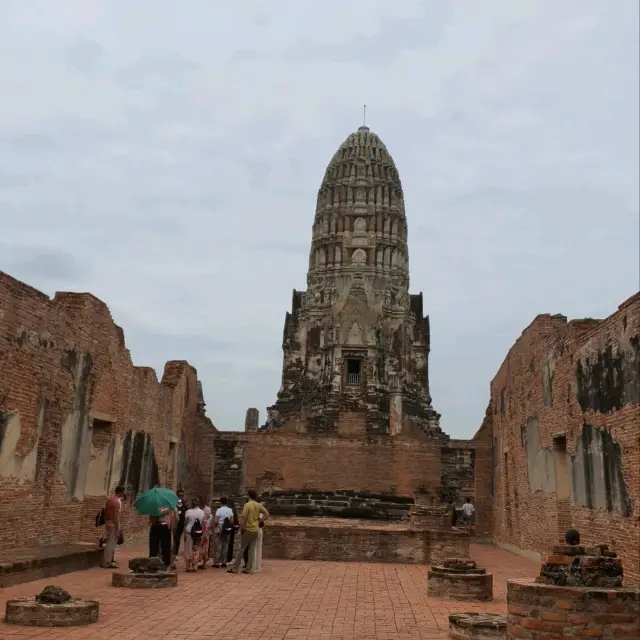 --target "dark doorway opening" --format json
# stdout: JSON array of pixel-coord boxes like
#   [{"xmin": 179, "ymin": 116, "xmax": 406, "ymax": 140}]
[{"xmin": 346, "ymin": 358, "xmax": 362, "ymax": 386}]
